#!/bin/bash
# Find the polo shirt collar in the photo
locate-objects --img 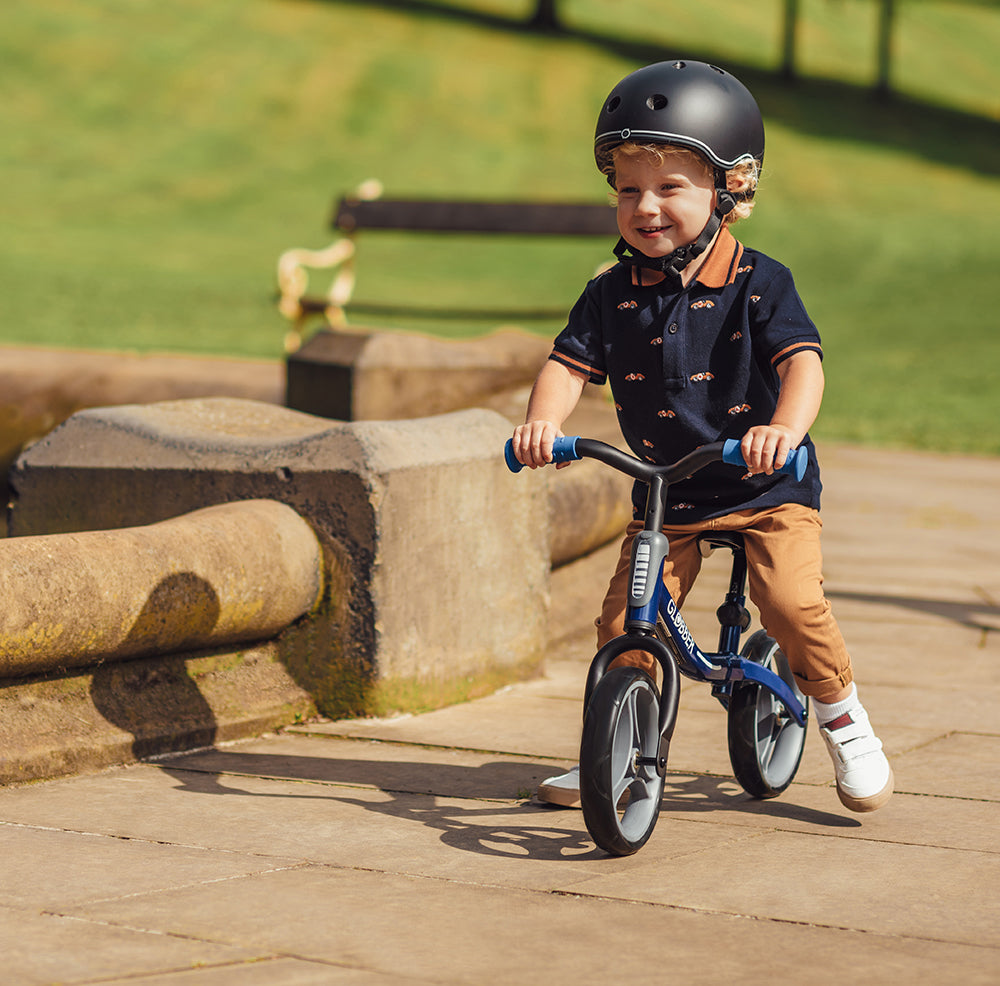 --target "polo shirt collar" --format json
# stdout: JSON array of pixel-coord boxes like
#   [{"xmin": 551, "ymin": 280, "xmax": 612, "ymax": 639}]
[{"xmin": 693, "ymin": 227, "xmax": 744, "ymax": 289}]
